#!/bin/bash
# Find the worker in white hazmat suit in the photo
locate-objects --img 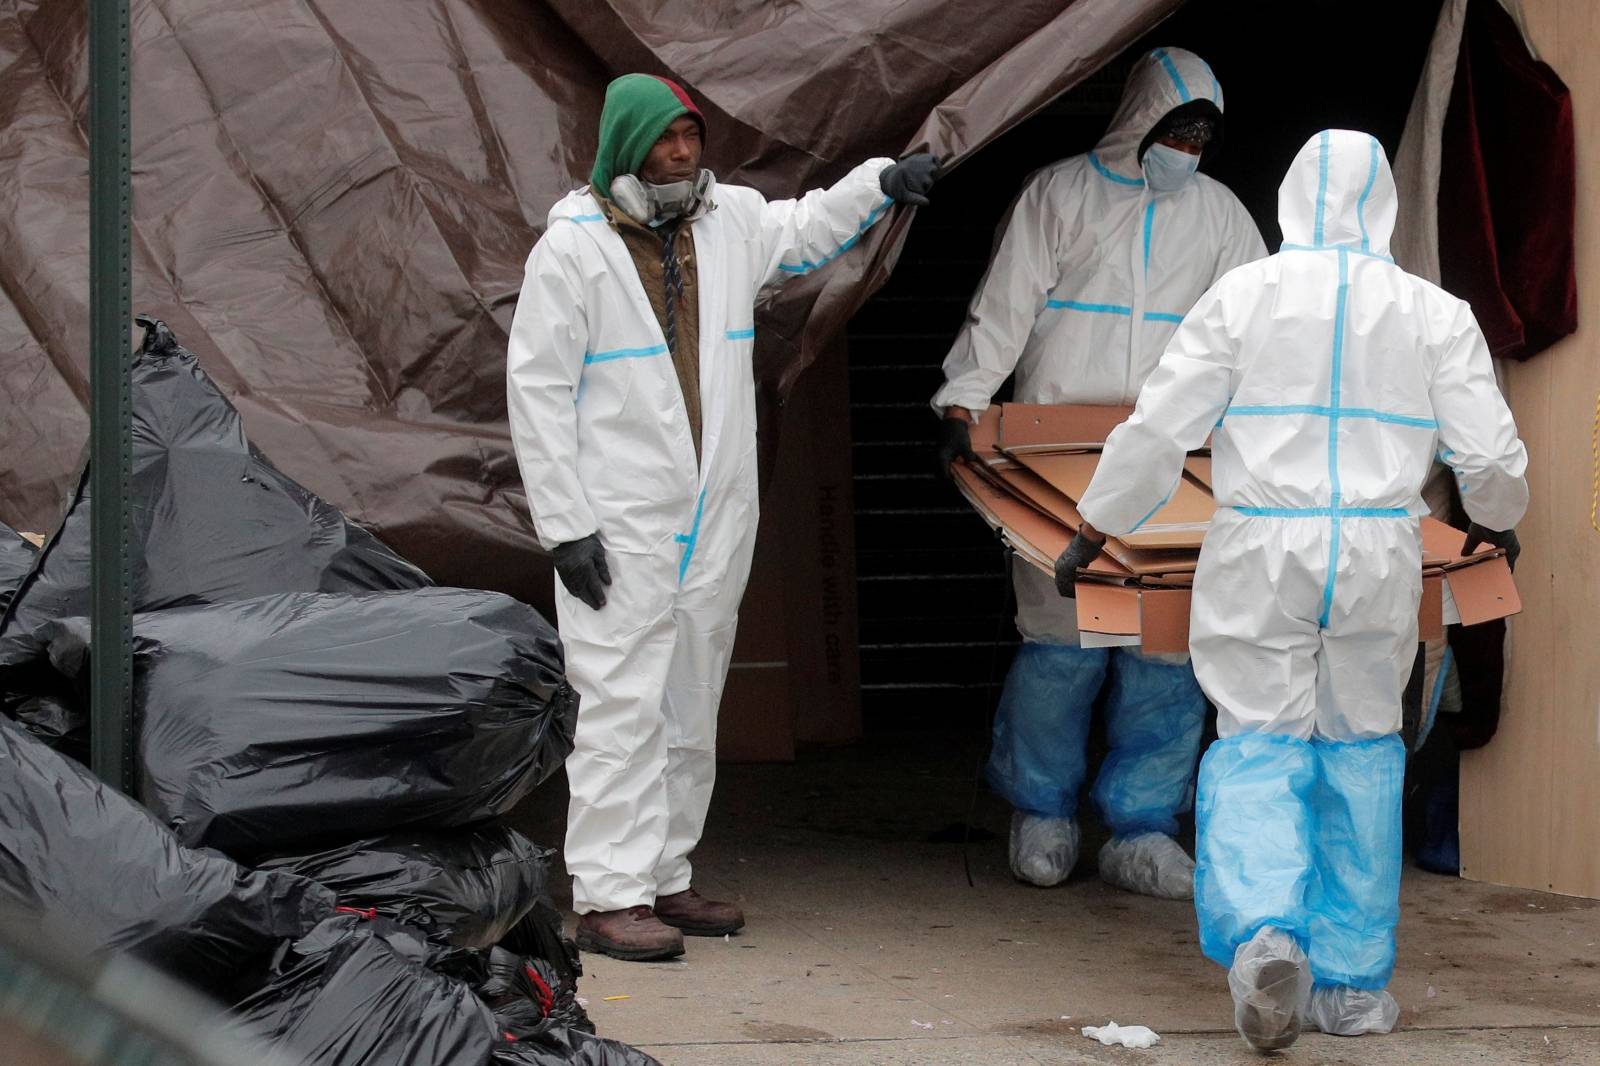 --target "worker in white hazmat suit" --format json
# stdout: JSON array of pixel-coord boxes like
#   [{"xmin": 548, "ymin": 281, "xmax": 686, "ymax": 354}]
[
  {"xmin": 508, "ymin": 73, "xmax": 940, "ymax": 962},
  {"xmin": 931, "ymin": 48, "xmax": 1265, "ymax": 896},
  {"xmin": 1066, "ymin": 129, "xmax": 1528, "ymax": 1049}
]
